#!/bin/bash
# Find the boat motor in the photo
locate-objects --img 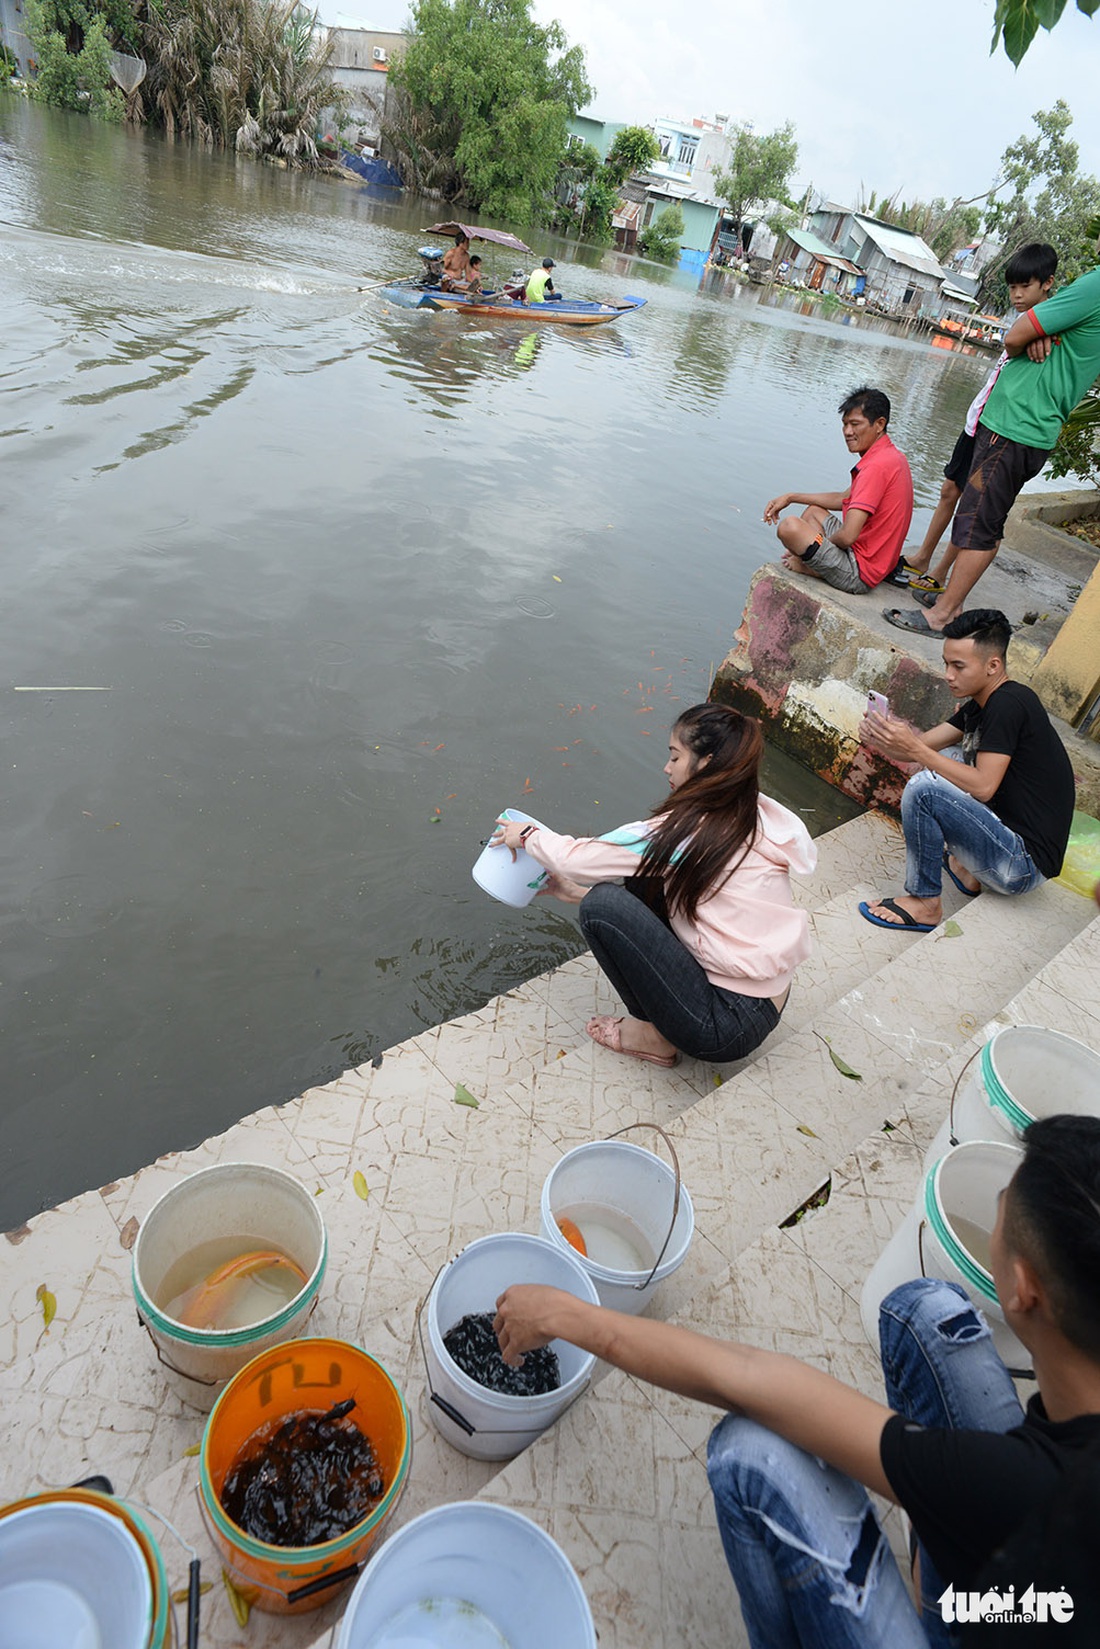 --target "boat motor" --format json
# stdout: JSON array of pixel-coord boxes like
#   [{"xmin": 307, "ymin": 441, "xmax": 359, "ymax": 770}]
[{"xmin": 417, "ymin": 246, "xmax": 446, "ymax": 285}]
